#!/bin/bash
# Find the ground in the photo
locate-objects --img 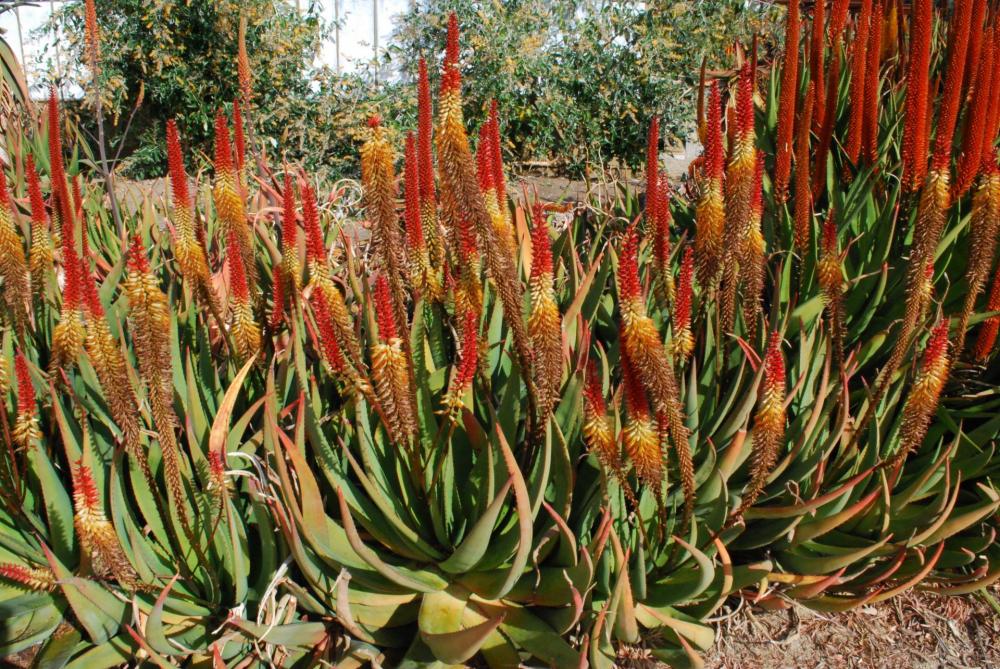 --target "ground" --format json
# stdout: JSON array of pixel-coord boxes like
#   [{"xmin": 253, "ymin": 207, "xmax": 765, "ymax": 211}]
[{"xmin": 704, "ymin": 589, "xmax": 1000, "ymax": 669}]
